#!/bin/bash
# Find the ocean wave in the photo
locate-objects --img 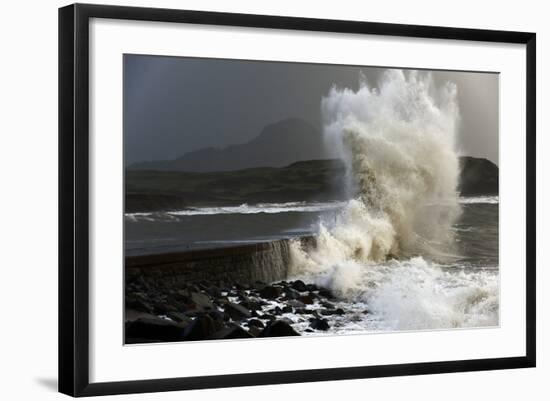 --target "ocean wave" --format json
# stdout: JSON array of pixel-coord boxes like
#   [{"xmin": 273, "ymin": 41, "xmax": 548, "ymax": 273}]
[
  {"xmin": 459, "ymin": 196, "xmax": 499, "ymax": 204},
  {"xmin": 288, "ymin": 70, "xmax": 498, "ymax": 330},
  {"xmin": 125, "ymin": 201, "xmax": 346, "ymax": 221}
]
